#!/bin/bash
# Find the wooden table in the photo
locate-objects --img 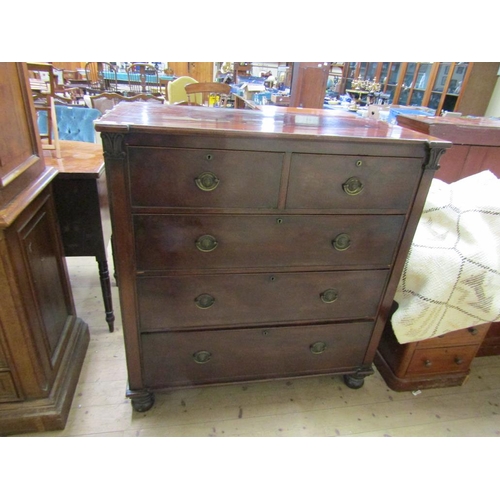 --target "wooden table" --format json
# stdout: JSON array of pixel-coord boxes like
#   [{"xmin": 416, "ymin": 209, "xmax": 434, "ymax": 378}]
[{"xmin": 44, "ymin": 141, "xmax": 115, "ymax": 332}]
